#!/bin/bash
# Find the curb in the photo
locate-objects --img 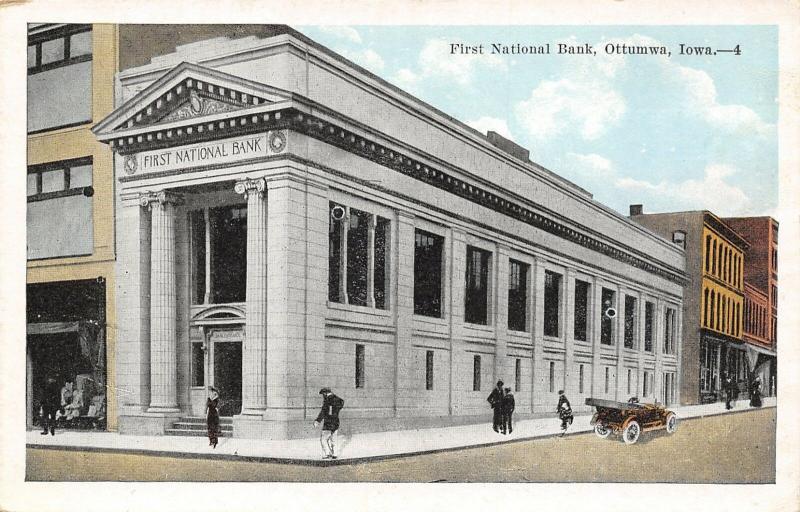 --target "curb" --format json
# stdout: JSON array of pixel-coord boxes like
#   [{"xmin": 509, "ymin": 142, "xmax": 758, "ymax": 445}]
[{"xmin": 27, "ymin": 405, "xmax": 775, "ymax": 467}]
